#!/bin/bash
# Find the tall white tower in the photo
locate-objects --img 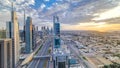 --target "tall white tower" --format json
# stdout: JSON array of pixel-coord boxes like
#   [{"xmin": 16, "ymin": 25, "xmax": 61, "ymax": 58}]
[{"xmin": 11, "ymin": 2, "xmax": 20, "ymax": 68}]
